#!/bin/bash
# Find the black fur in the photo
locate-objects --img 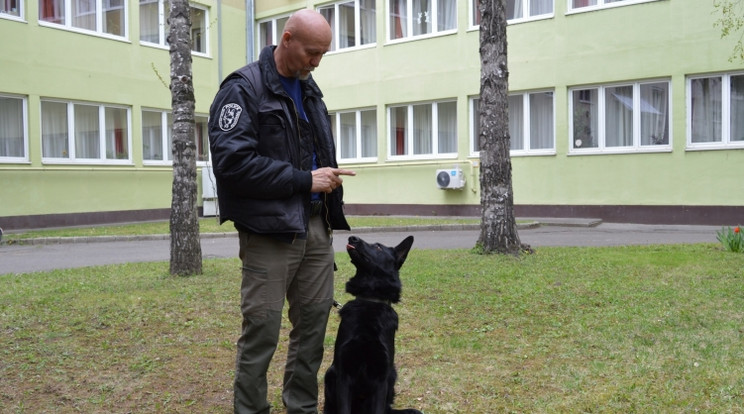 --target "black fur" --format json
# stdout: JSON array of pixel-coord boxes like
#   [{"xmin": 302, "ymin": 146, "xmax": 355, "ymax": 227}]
[{"xmin": 324, "ymin": 235, "xmax": 422, "ymax": 414}]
